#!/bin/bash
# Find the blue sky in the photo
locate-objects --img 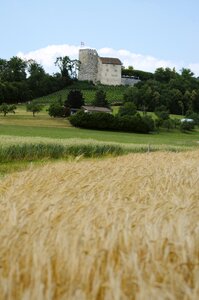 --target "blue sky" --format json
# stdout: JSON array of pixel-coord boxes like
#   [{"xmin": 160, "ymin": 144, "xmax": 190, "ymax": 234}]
[{"xmin": 1, "ymin": 0, "xmax": 199, "ymax": 75}]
